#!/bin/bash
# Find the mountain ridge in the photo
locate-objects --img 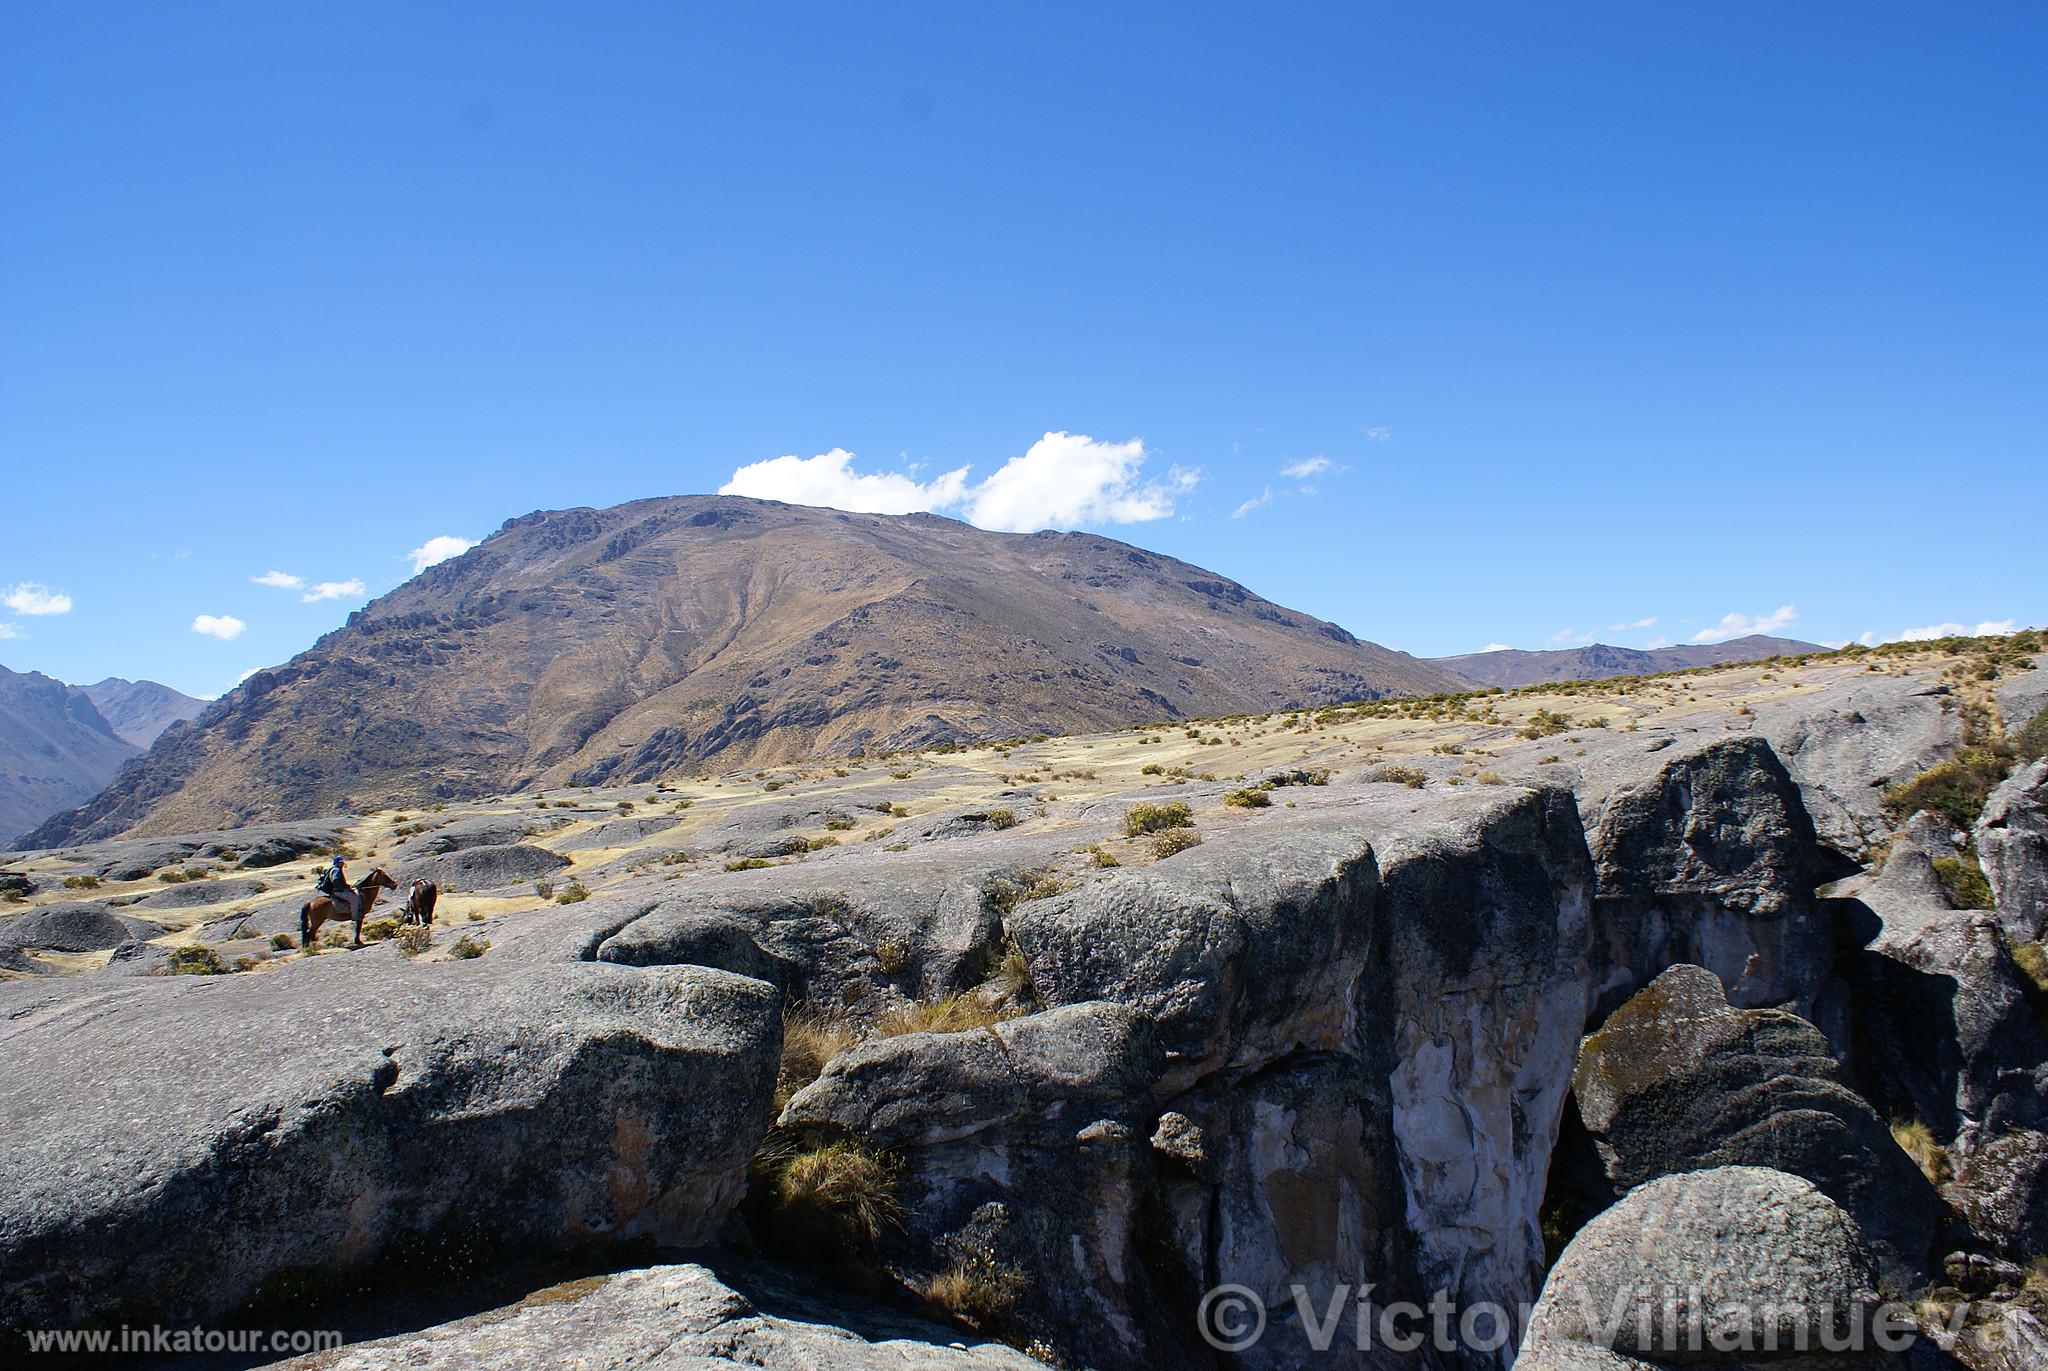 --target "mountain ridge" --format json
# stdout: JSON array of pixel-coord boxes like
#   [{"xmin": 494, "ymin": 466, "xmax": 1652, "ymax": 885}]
[
  {"xmin": 22, "ymin": 495, "xmax": 1465, "ymax": 845},
  {"xmin": 0, "ymin": 665, "xmax": 140, "ymax": 844},
  {"xmin": 1430, "ymin": 634, "xmax": 1823, "ymax": 688}
]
